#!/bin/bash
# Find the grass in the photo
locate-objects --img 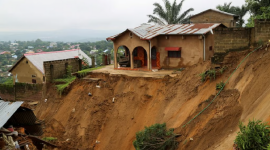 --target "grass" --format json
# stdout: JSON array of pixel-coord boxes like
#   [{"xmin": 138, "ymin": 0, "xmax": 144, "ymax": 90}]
[
  {"xmin": 77, "ymin": 66, "xmax": 105, "ymax": 77},
  {"xmin": 54, "ymin": 76, "xmax": 76, "ymax": 95},
  {"xmin": 42, "ymin": 137, "xmax": 58, "ymax": 142}
]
